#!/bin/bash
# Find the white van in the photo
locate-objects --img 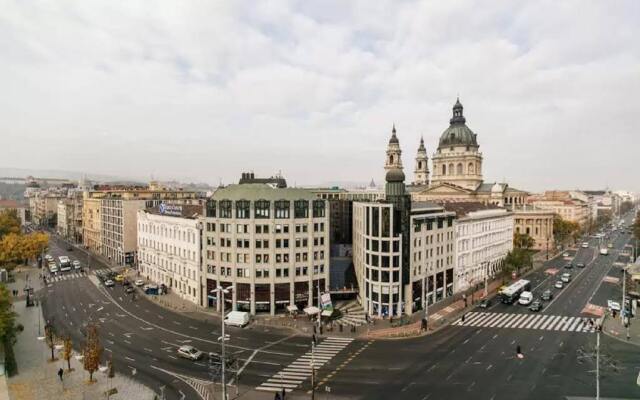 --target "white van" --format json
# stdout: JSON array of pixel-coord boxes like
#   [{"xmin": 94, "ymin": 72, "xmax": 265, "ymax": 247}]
[
  {"xmin": 600, "ymin": 248, "xmax": 608, "ymax": 255},
  {"xmin": 224, "ymin": 311, "xmax": 249, "ymax": 327},
  {"xmin": 518, "ymin": 291, "xmax": 533, "ymax": 306}
]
